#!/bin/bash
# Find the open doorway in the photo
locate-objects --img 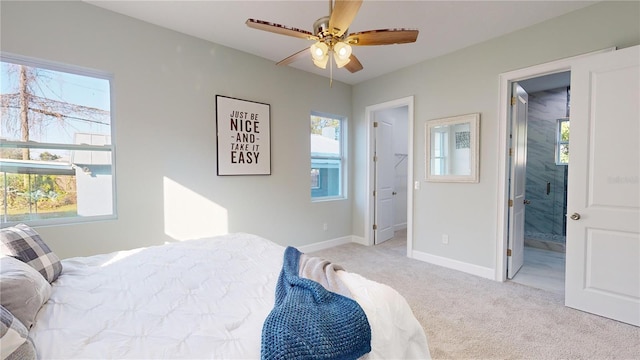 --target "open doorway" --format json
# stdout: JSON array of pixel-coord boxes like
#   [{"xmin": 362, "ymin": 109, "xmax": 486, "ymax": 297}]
[
  {"xmin": 497, "ymin": 46, "xmax": 639, "ymax": 326},
  {"xmin": 508, "ymin": 72, "xmax": 570, "ymax": 296},
  {"xmin": 496, "ymin": 49, "xmax": 613, "ymax": 284},
  {"xmin": 364, "ymin": 96, "xmax": 414, "ymax": 254}
]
